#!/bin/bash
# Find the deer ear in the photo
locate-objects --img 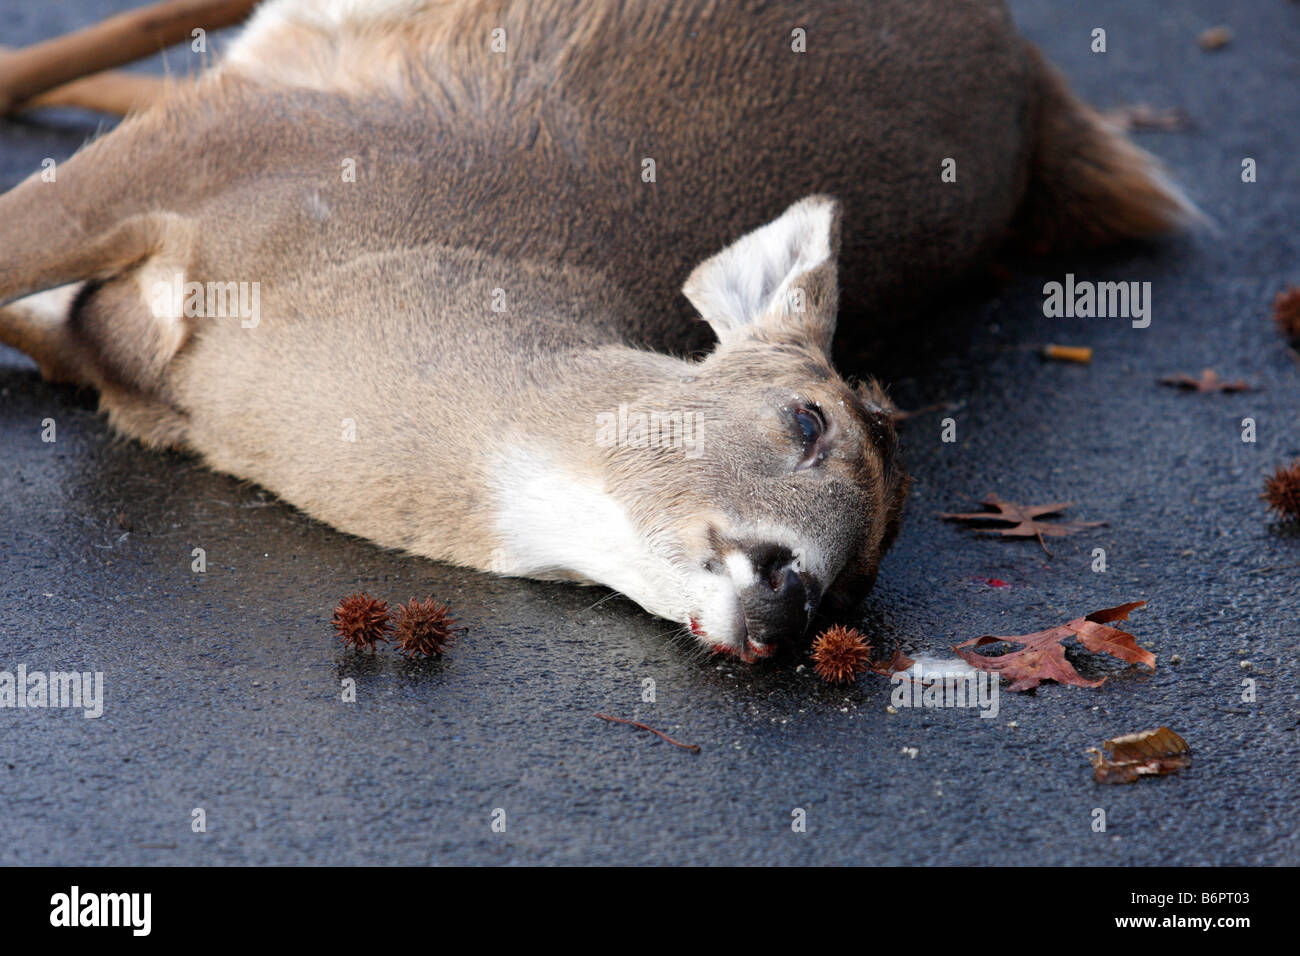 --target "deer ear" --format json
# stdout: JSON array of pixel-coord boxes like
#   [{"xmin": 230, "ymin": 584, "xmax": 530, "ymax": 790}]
[{"xmin": 682, "ymin": 194, "xmax": 841, "ymax": 354}]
